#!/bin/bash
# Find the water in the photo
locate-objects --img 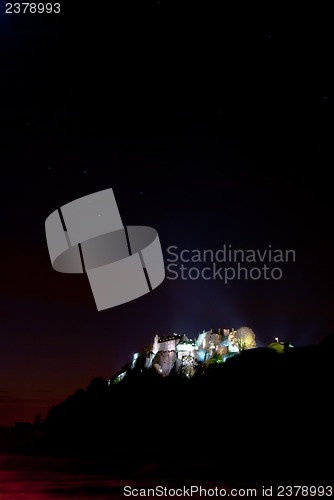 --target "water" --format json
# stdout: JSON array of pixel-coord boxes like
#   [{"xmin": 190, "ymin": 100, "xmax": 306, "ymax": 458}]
[
  {"xmin": 0, "ymin": 456, "xmax": 224, "ymax": 499},
  {"xmin": 0, "ymin": 469, "xmax": 121, "ymax": 499},
  {"xmin": 1, "ymin": 455, "xmax": 329, "ymax": 499},
  {"xmin": 0, "ymin": 456, "xmax": 236, "ymax": 499},
  {"xmin": 0, "ymin": 455, "xmax": 142, "ymax": 499}
]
